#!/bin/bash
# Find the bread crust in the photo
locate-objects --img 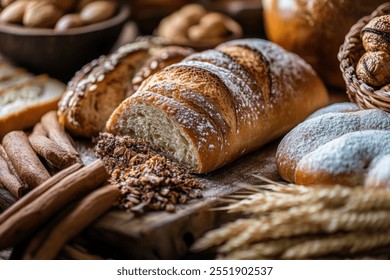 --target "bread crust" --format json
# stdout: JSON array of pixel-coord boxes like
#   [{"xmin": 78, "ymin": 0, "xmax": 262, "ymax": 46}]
[
  {"xmin": 0, "ymin": 76, "xmax": 65, "ymax": 139},
  {"xmin": 58, "ymin": 43, "xmax": 151, "ymax": 137},
  {"xmin": 276, "ymin": 103, "xmax": 390, "ymax": 187},
  {"xmin": 58, "ymin": 42, "xmax": 194, "ymax": 138},
  {"xmin": 107, "ymin": 39, "xmax": 329, "ymax": 173}
]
